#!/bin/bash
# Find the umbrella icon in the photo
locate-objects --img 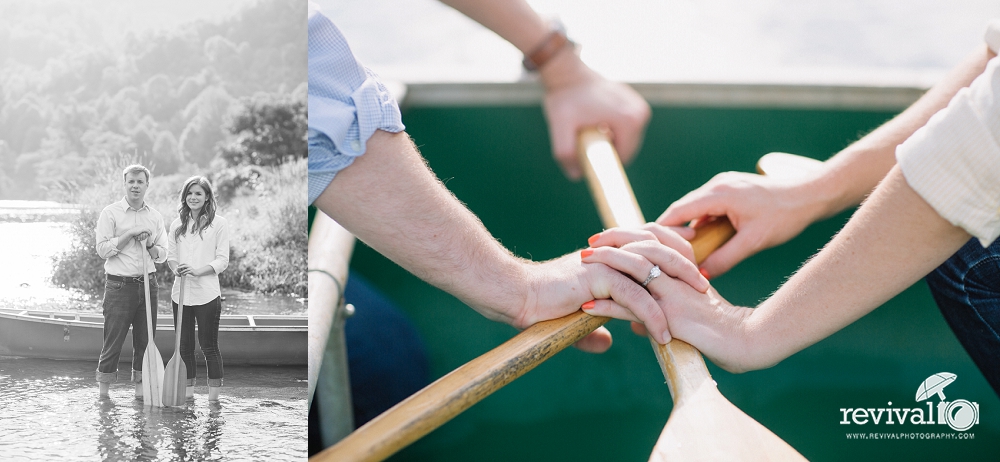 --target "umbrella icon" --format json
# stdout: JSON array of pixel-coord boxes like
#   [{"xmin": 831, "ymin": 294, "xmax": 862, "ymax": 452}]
[{"xmin": 915, "ymin": 372, "xmax": 957, "ymax": 401}]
